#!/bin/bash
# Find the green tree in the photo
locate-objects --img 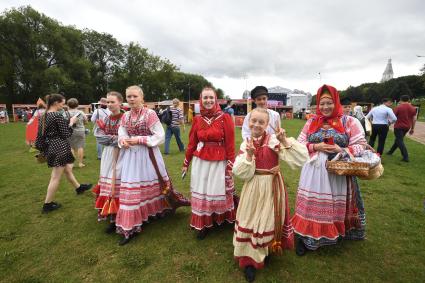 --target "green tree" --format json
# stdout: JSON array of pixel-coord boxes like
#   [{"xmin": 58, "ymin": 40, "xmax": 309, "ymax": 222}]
[
  {"xmin": 0, "ymin": 6, "xmax": 224, "ymax": 105},
  {"xmin": 389, "ymin": 82, "xmax": 413, "ymax": 101},
  {"xmin": 83, "ymin": 30, "xmax": 124, "ymax": 100},
  {"xmin": 0, "ymin": 6, "xmax": 92, "ymax": 104}
]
